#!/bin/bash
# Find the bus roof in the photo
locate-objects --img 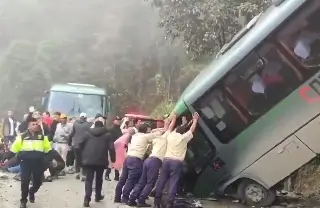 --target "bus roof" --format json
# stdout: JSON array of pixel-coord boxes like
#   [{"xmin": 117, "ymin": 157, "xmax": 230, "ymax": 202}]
[
  {"xmin": 174, "ymin": 0, "xmax": 306, "ymax": 115},
  {"xmin": 50, "ymin": 83, "xmax": 106, "ymax": 95}
]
